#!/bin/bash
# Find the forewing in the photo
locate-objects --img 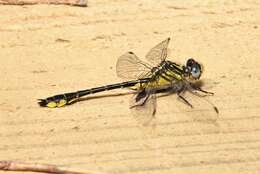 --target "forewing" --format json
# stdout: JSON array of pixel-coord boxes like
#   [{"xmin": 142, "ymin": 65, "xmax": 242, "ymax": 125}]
[
  {"xmin": 116, "ymin": 51, "xmax": 152, "ymax": 80},
  {"xmin": 145, "ymin": 38, "xmax": 170, "ymax": 66},
  {"xmin": 129, "ymin": 90, "xmax": 157, "ymax": 126}
]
